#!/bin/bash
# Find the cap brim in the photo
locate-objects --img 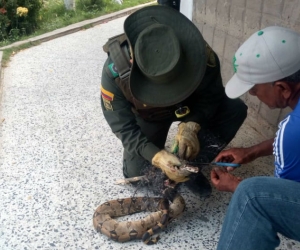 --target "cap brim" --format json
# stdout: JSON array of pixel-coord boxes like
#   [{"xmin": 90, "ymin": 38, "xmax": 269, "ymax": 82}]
[{"xmin": 225, "ymin": 74, "xmax": 254, "ymax": 99}]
